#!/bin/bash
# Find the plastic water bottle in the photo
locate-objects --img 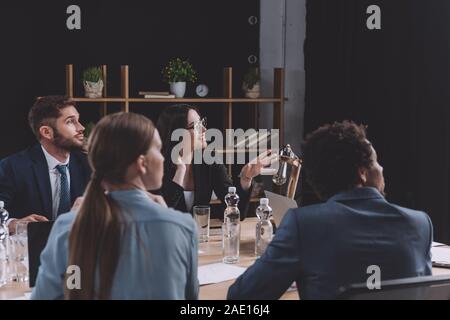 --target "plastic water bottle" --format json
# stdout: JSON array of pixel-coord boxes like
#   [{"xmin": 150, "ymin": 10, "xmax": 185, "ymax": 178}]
[
  {"xmin": 0, "ymin": 201, "xmax": 9, "ymax": 242},
  {"xmin": 0, "ymin": 201, "xmax": 8, "ymax": 228},
  {"xmin": 0, "ymin": 239, "xmax": 8, "ymax": 286},
  {"xmin": 222, "ymin": 187, "xmax": 240, "ymax": 264},
  {"xmin": 0, "ymin": 201, "xmax": 10, "ymax": 286},
  {"xmin": 255, "ymin": 198, "xmax": 274, "ymax": 257}
]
